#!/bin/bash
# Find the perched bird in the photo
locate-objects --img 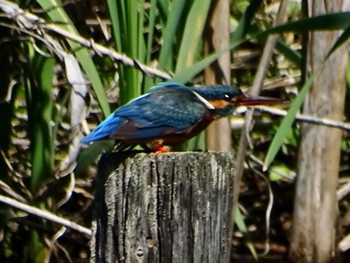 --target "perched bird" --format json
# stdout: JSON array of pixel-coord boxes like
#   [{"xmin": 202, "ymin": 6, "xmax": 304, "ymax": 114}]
[{"xmin": 81, "ymin": 83, "xmax": 281, "ymax": 151}]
